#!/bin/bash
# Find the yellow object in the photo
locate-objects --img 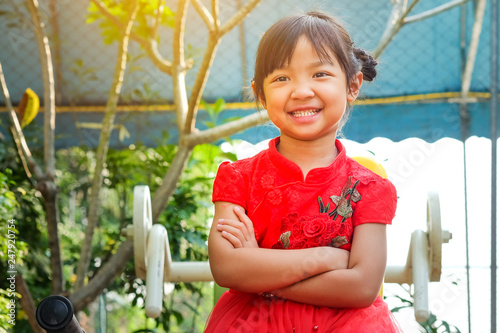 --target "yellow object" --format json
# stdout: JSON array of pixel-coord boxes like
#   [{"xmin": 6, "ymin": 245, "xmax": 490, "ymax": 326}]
[
  {"xmin": 16, "ymin": 88, "xmax": 39, "ymax": 128},
  {"xmin": 352, "ymin": 156, "xmax": 388, "ymax": 179},
  {"xmin": 352, "ymin": 155, "xmax": 388, "ymax": 298}
]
